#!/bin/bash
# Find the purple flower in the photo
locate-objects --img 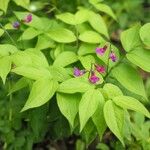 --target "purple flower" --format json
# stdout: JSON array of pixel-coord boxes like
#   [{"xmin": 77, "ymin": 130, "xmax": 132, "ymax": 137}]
[
  {"xmin": 23, "ymin": 14, "xmax": 32, "ymax": 23},
  {"xmin": 109, "ymin": 51, "xmax": 117, "ymax": 62},
  {"xmin": 96, "ymin": 45, "xmax": 107, "ymax": 56},
  {"xmin": 95, "ymin": 65, "xmax": 105, "ymax": 73},
  {"xmin": 12, "ymin": 21, "xmax": 20, "ymax": 29},
  {"xmin": 89, "ymin": 73, "xmax": 100, "ymax": 84},
  {"xmin": 74, "ymin": 67, "xmax": 85, "ymax": 77}
]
